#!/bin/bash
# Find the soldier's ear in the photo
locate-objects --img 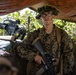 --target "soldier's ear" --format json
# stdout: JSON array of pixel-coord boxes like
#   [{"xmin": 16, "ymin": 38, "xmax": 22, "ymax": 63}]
[
  {"xmin": 50, "ymin": 14, "xmax": 55, "ymax": 20},
  {"xmin": 52, "ymin": 14, "xmax": 55, "ymax": 18}
]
